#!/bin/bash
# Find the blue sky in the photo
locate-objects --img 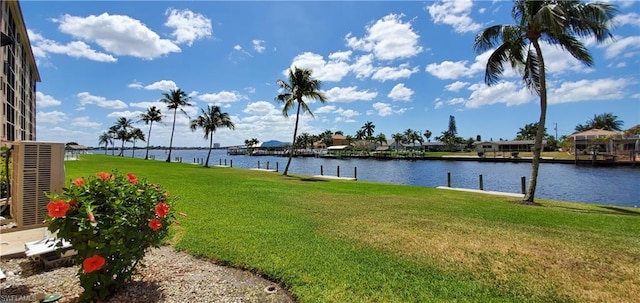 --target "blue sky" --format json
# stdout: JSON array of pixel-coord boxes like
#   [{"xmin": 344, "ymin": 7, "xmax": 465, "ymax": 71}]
[{"xmin": 24, "ymin": 0, "xmax": 640, "ymax": 147}]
